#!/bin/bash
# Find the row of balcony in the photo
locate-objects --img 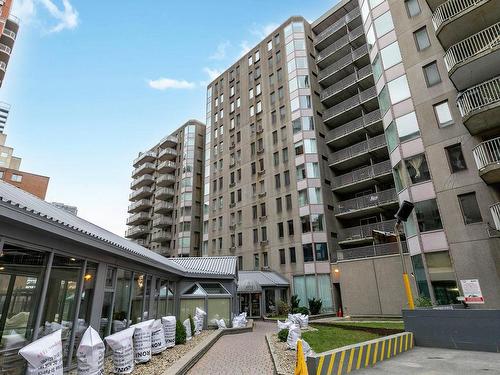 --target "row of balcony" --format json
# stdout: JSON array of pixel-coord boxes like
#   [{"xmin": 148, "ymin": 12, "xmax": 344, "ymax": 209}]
[
  {"xmin": 323, "ymin": 86, "xmax": 378, "ymax": 125},
  {"xmin": 318, "ymin": 44, "xmax": 369, "ymax": 86},
  {"xmin": 125, "ymin": 225, "xmax": 149, "ymax": 239},
  {"xmin": 315, "ymin": 7, "xmax": 361, "ymax": 46},
  {"xmin": 332, "ymin": 160, "xmax": 392, "ymax": 192},
  {"xmin": 326, "ymin": 109, "xmax": 383, "ymax": 146},
  {"xmin": 316, "ymin": 25, "xmax": 365, "ymax": 67},
  {"xmin": 129, "ymin": 186, "xmax": 175, "ymax": 202},
  {"xmin": 320, "ymin": 64, "xmax": 373, "ymax": 105},
  {"xmin": 151, "ymin": 230, "xmax": 172, "ymax": 243},
  {"xmin": 329, "ymin": 133, "xmax": 387, "ymax": 168},
  {"xmin": 154, "ymin": 201, "xmax": 174, "ymax": 214},
  {"xmin": 152, "ymin": 216, "xmax": 173, "ymax": 228},
  {"xmin": 128, "ymin": 199, "xmax": 152, "ymax": 213},
  {"xmin": 472, "ymin": 136, "xmax": 500, "ymax": 184},
  {"xmin": 126, "ymin": 212, "xmax": 150, "ymax": 226},
  {"xmin": 338, "ymin": 219, "xmax": 398, "ymax": 244},
  {"xmin": 337, "ymin": 241, "xmax": 408, "ymax": 261},
  {"xmin": 133, "ymin": 145, "xmax": 177, "ymax": 168},
  {"xmin": 130, "ymin": 171, "xmax": 175, "ymax": 190},
  {"xmin": 334, "ymin": 188, "xmax": 398, "ymax": 218}
]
